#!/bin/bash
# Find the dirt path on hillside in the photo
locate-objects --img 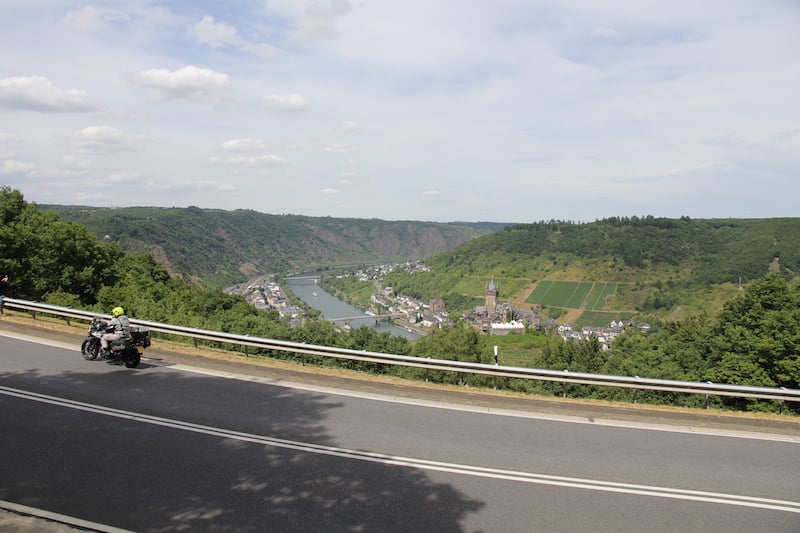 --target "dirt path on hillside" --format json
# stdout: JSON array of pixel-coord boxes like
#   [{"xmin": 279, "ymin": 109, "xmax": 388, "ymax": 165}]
[
  {"xmin": 517, "ymin": 281, "xmax": 537, "ymax": 310},
  {"xmin": 561, "ymin": 308, "xmax": 584, "ymax": 323}
]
